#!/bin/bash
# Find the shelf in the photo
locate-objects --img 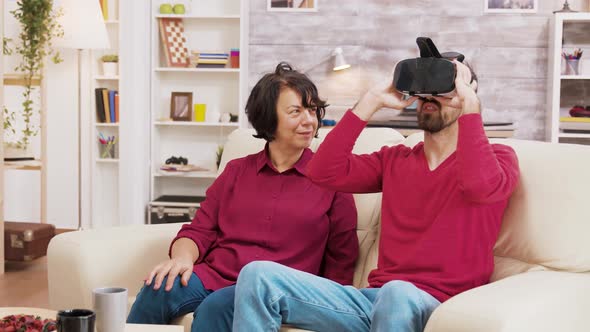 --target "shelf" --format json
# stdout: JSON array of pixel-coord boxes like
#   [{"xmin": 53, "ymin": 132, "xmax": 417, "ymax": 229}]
[
  {"xmin": 561, "ymin": 75, "xmax": 590, "ymax": 80},
  {"xmin": 94, "ymin": 75, "xmax": 120, "ymax": 80},
  {"xmin": 154, "ymin": 67, "xmax": 240, "ymax": 73},
  {"xmin": 96, "ymin": 158, "xmax": 119, "ymax": 163},
  {"xmin": 153, "ymin": 171, "xmax": 218, "ymax": 179},
  {"xmin": 96, "ymin": 123, "xmax": 119, "ymax": 127},
  {"xmin": 154, "ymin": 14, "xmax": 240, "ymax": 19},
  {"xmin": 154, "ymin": 121, "xmax": 239, "ymax": 127},
  {"xmin": 3, "ymin": 73, "xmax": 41, "ymax": 86}
]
